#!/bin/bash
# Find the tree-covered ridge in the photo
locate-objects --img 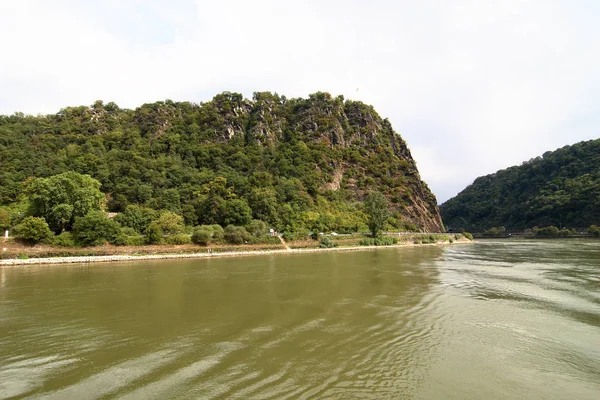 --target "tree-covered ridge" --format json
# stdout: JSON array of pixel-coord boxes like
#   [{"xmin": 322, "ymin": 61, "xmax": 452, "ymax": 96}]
[
  {"xmin": 440, "ymin": 139, "xmax": 600, "ymax": 230},
  {"xmin": 0, "ymin": 91, "xmax": 443, "ymax": 233}
]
